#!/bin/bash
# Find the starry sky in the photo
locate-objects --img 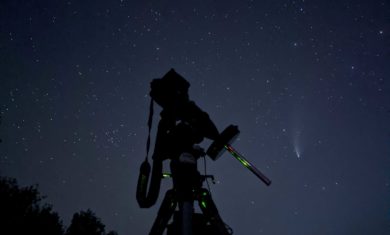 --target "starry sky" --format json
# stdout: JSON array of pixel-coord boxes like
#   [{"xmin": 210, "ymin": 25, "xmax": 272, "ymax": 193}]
[{"xmin": 1, "ymin": 0, "xmax": 390, "ymax": 234}]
